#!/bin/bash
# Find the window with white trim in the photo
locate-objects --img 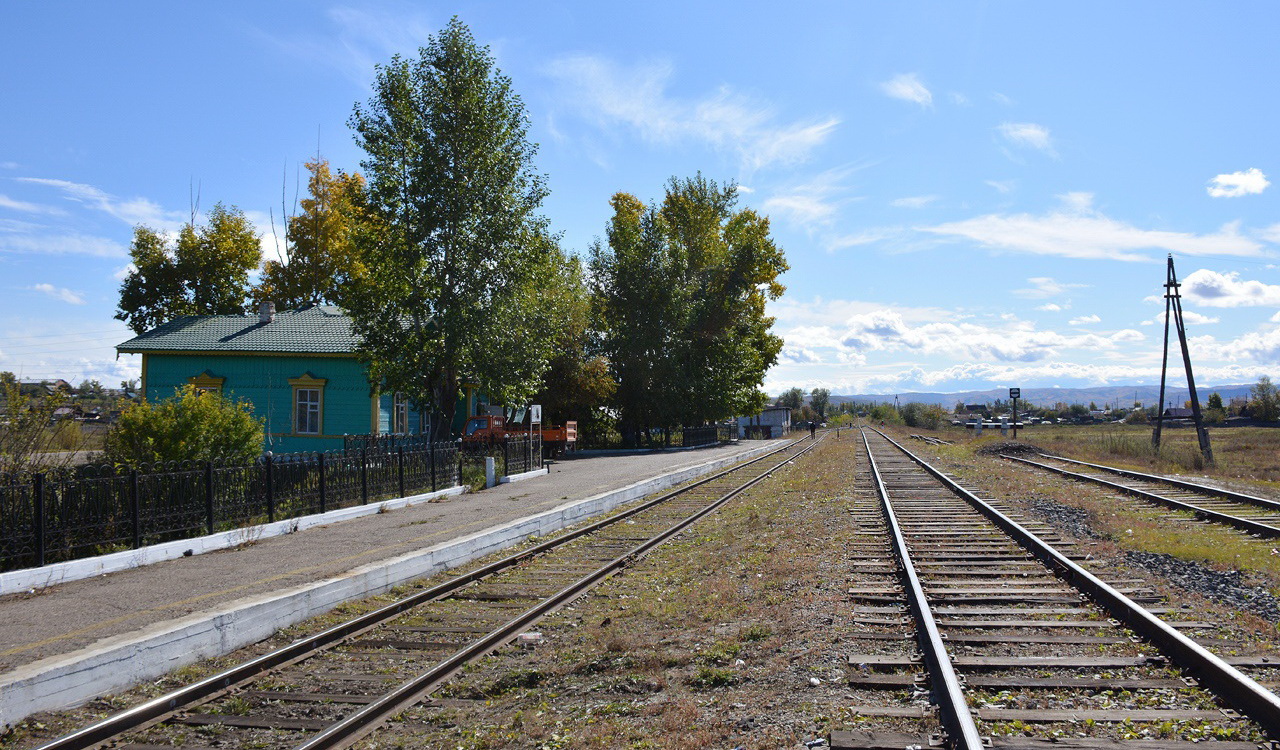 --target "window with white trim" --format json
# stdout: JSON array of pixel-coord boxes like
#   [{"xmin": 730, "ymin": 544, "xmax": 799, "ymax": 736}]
[
  {"xmin": 393, "ymin": 392, "xmax": 409, "ymax": 435},
  {"xmin": 295, "ymin": 388, "xmax": 321, "ymax": 434}
]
